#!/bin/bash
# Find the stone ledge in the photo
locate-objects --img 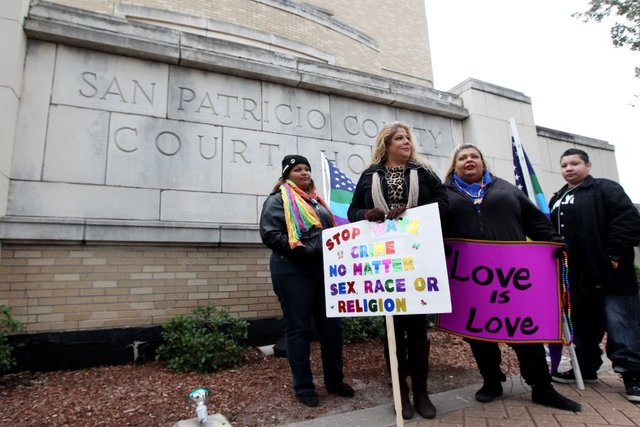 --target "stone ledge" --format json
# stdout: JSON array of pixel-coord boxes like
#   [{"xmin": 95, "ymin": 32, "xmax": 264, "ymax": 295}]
[
  {"xmin": 536, "ymin": 126, "xmax": 614, "ymax": 150},
  {"xmin": 0, "ymin": 216, "xmax": 262, "ymax": 245},
  {"xmin": 449, "ymin": 78, "xmax": 532, "ymax": 104},
  {"xmin": 24, "ymin": 1, "xmax": 181, "ymax": 64},
  {"xmin": 23, "ymin": 1, "xmax": 468, "ymax": 120}
]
